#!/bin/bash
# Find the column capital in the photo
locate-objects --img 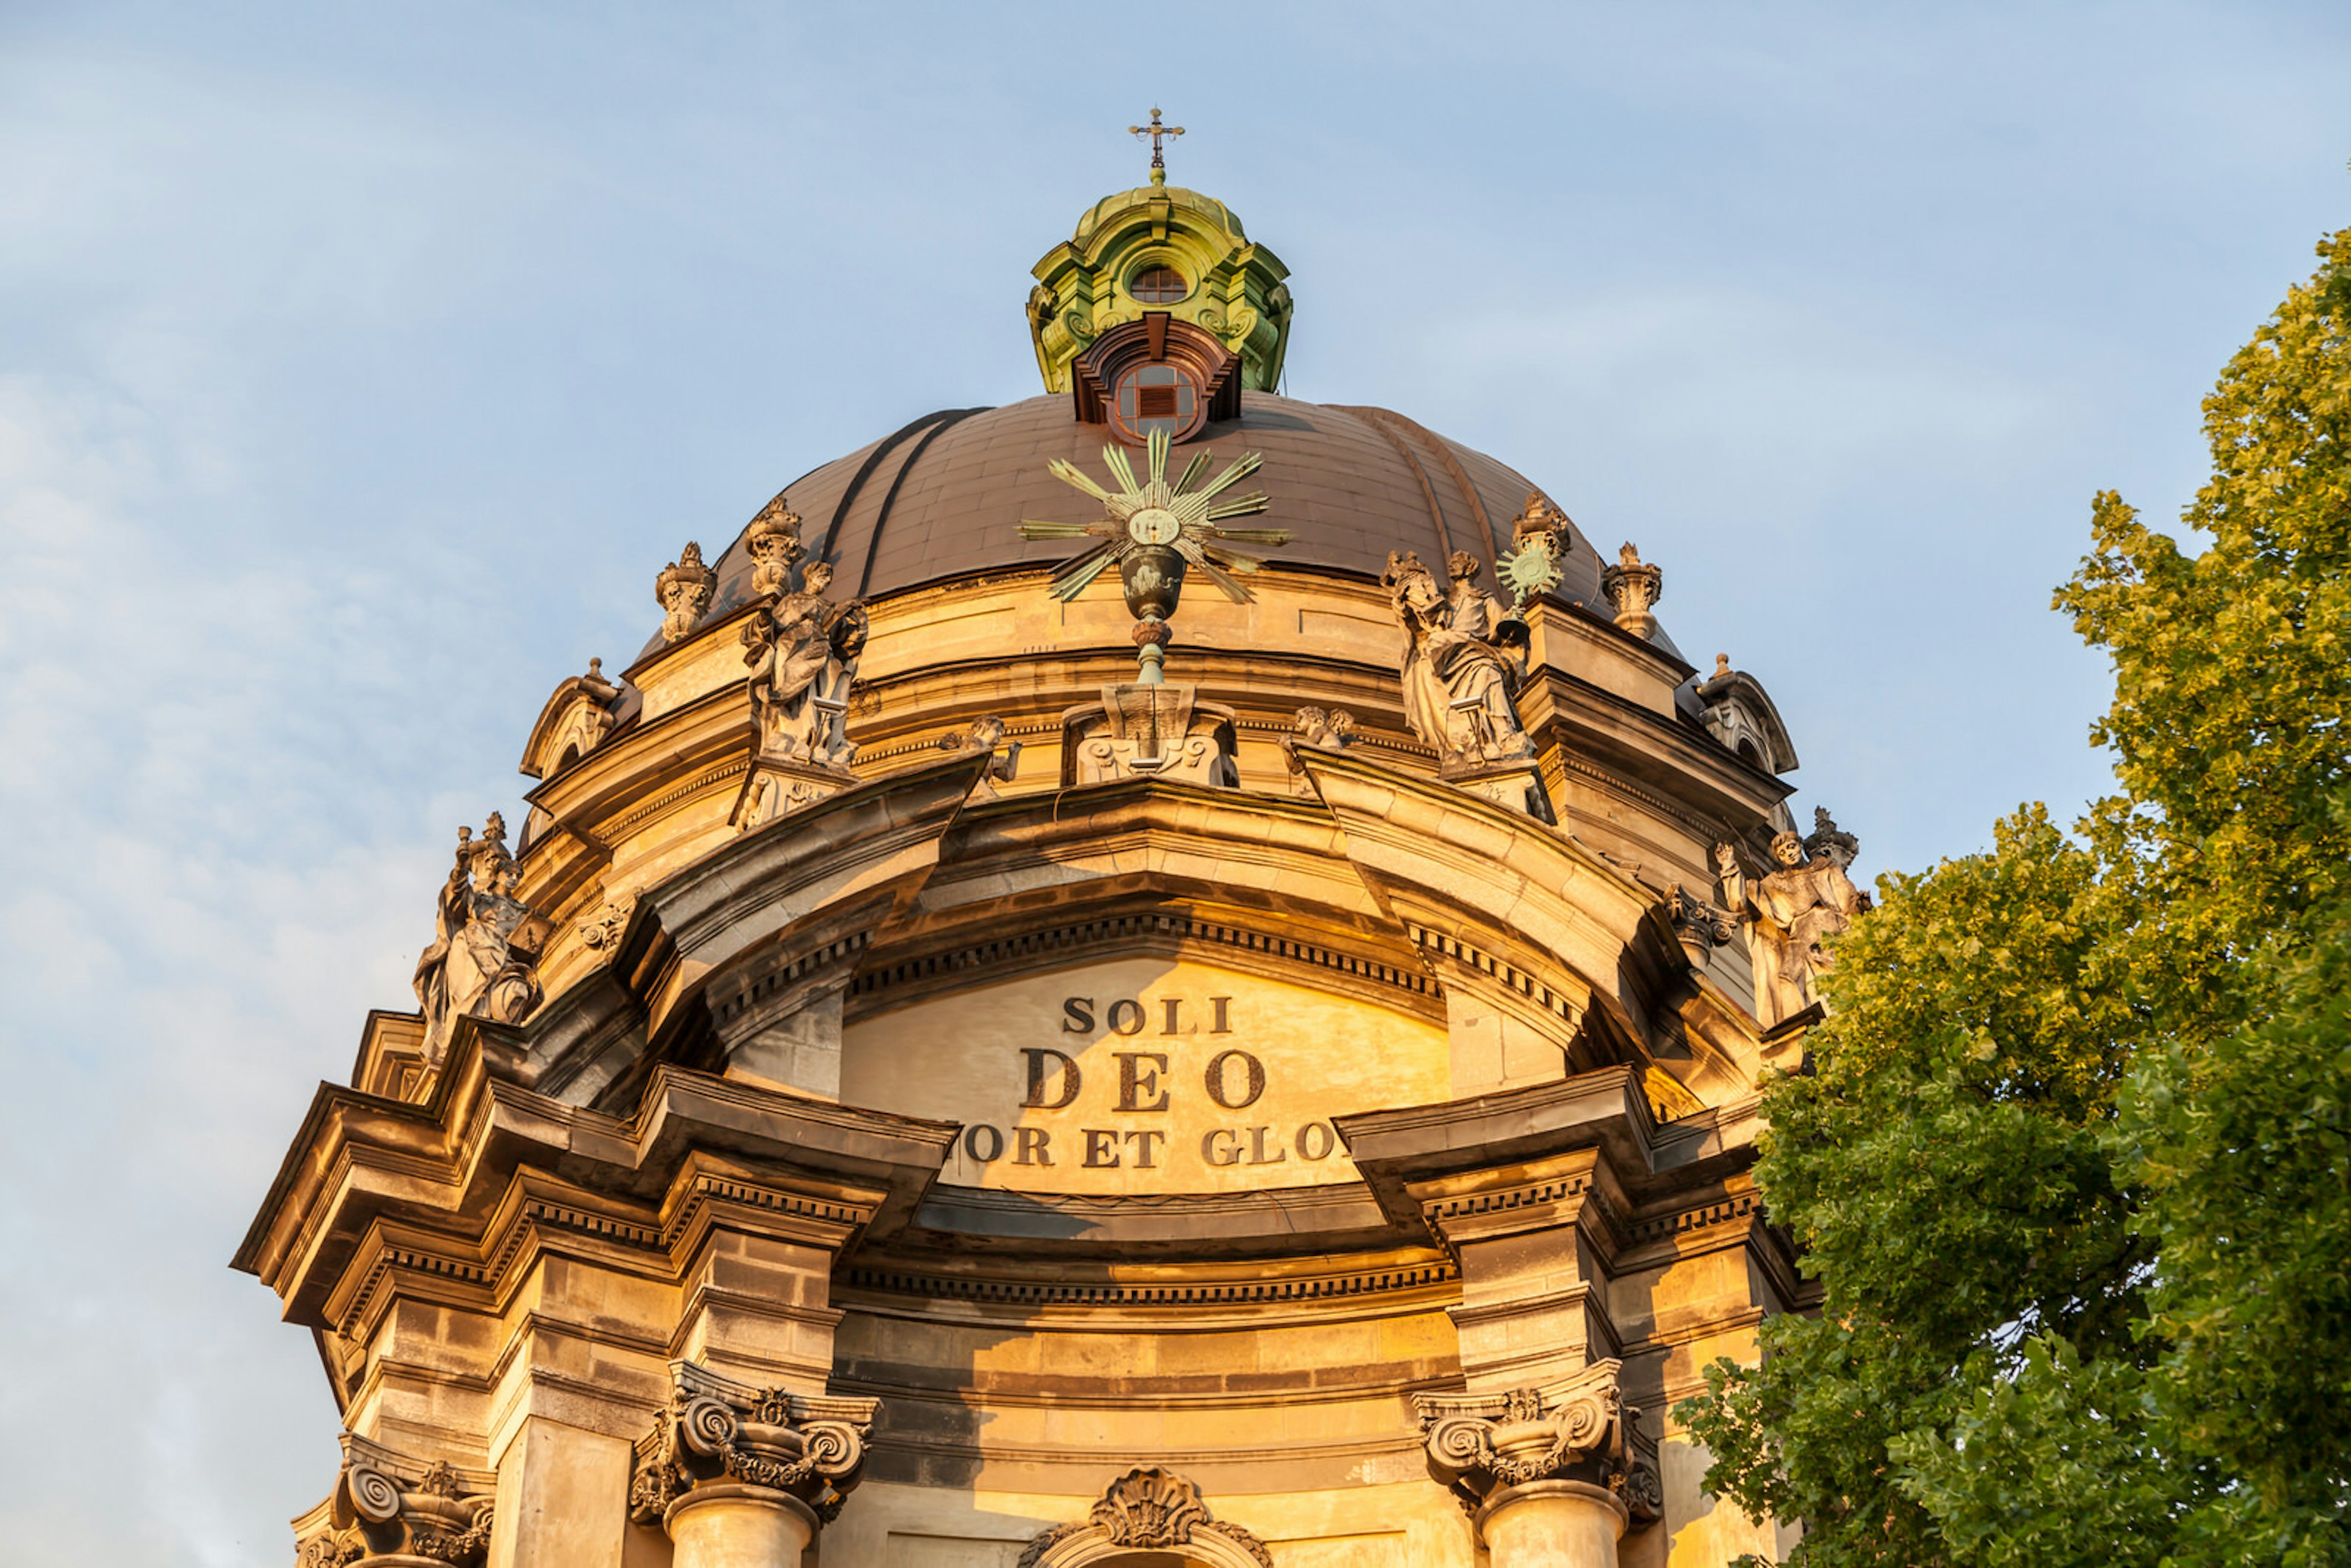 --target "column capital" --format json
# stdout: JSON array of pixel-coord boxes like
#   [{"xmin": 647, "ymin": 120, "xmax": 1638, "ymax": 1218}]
[
  {"xmin": 625, "ymin": 1359, "xmax": 876, "ymax": 1532},
  {"xmin": 1414, "ymin": 1359, "xmax": 1662, "ymax": 1529},
  {"xmin": 296, "ymin": 1433, "xmax": 496, "ymax": 1567}
]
